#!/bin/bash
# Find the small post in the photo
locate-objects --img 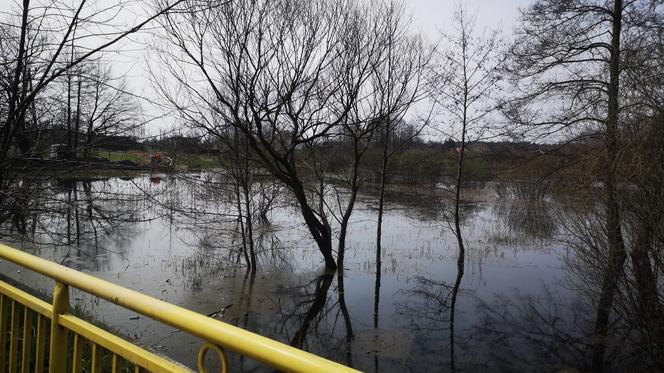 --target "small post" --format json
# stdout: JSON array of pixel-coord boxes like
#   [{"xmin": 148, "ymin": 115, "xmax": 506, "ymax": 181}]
[
  {"xmin": 49, "ymin": 282, "xmax": 69, "ymax": 373},
  {"xmin": 0, "ymin": 295, "xmax": 6, "ymax": 368}
]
